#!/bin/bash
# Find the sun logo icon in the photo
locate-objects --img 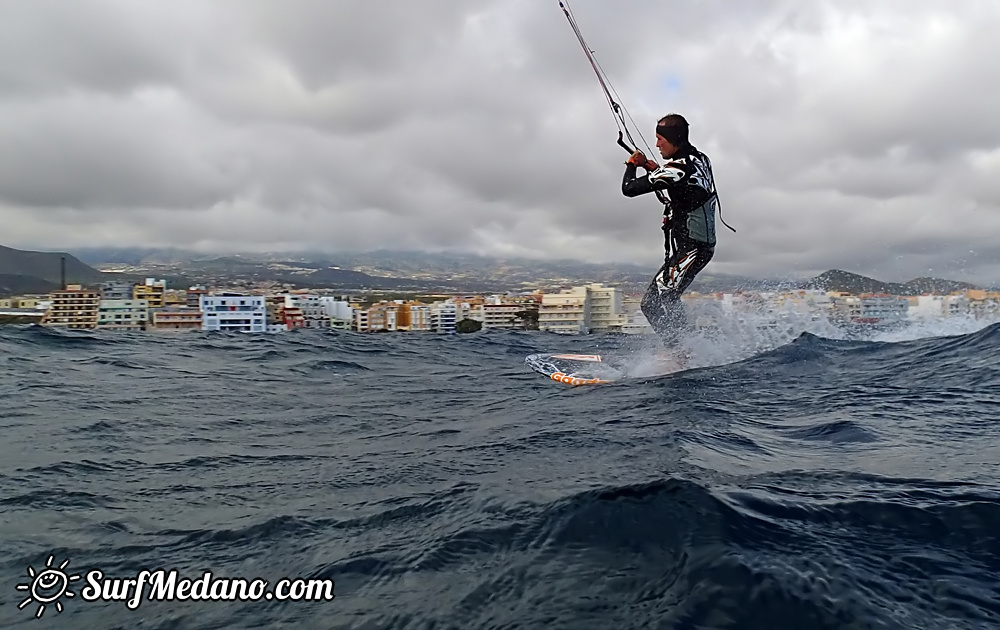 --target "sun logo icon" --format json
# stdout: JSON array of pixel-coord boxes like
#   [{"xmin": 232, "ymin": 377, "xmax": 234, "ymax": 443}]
[{"xmin": 16, "ymin": 554, "xmax": 81, "ymax": 618}]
